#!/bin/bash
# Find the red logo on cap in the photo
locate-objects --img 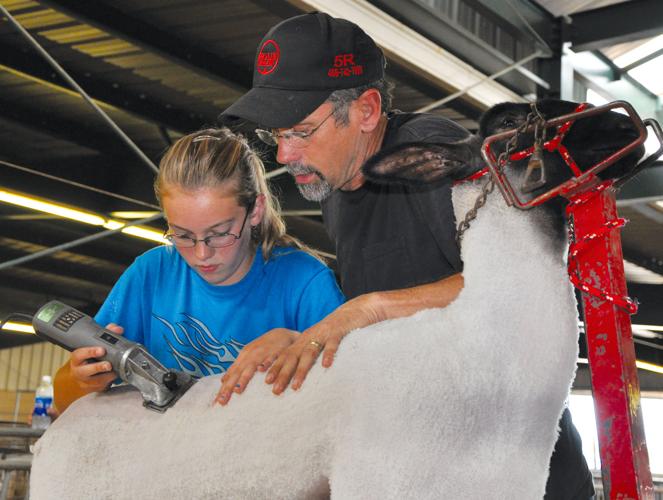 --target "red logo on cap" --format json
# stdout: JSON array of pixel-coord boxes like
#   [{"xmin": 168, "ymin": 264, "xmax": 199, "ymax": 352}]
[
  {"xmin": 328, "ymin": 53, "xmax": 363, "ymax": 78},
  {"xmin": 257, "ymin": 39, "xmax": 280, "ymax": 75}
]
